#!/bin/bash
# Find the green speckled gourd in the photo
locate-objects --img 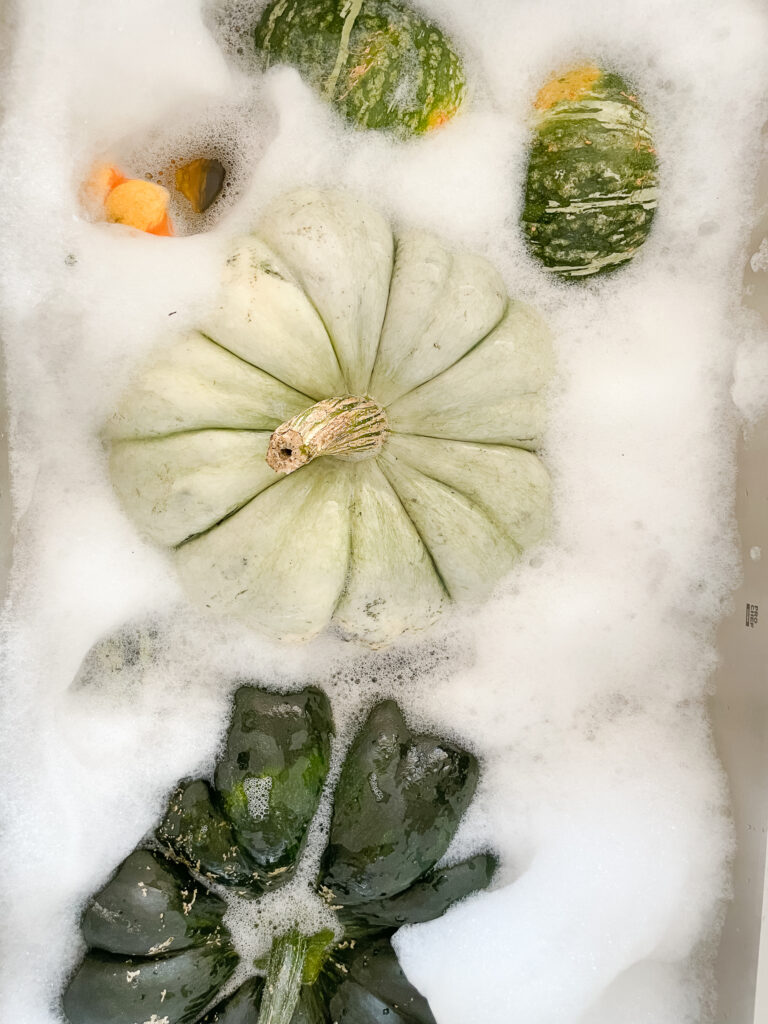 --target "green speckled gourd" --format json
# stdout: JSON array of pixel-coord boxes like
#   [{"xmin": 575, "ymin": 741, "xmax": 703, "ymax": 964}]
[
  {"xmin": 521, "ymin": 66, "xmax": 659, "ymax": 279},
  {"xmin": 253, "ymin": 0, "xmax": 465, "ymax": 137},
  {"xmin": 106, "ymin": 188, "xmax": 553, "ymax": 644},
  {"xmin": 62, "ymin": 685, "xmax": 496, "ymax": 1024}
]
